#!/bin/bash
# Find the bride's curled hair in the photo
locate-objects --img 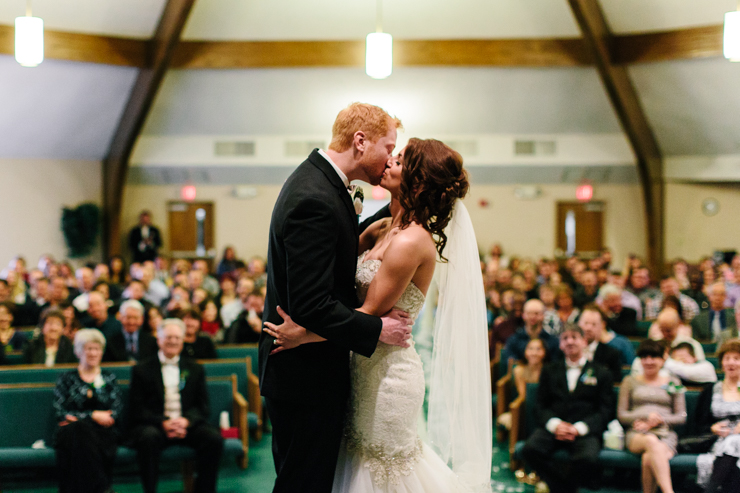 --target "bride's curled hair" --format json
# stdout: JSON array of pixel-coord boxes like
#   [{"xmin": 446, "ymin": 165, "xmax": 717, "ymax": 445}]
[{"xmin": 398, "ymin": 138, "xmax": 470, "ymax": 260}]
